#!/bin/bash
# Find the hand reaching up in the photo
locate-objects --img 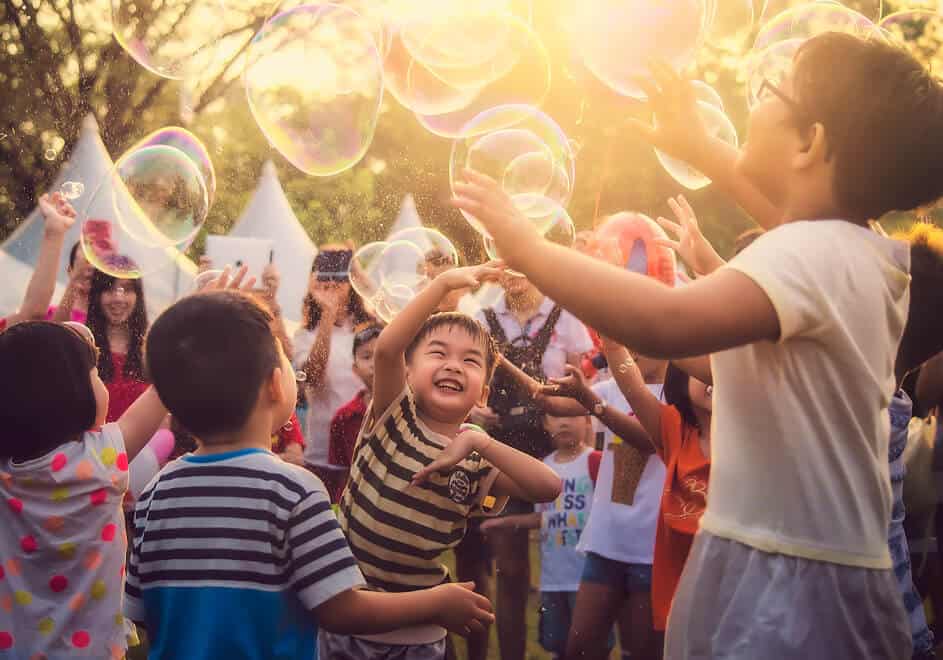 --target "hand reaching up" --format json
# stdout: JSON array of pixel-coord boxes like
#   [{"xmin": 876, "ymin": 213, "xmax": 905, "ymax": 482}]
[
  {"xmin": 39, "ymin": 192, "xmax": 77, "ymax": 237},
  {"xmin": 654, "ymin": 195, "xmax": 725, "ymax": 276},
  {"xmin": 543, "ymin": 364, "xmax": 594, "ymax": 408},
  {"xmin": 434, "ymin": 261, "xmax": 505, "ymax": 291},
  {"xmin": 202, "ymin": 264, "xmax": 257, "ymax": 292}
]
